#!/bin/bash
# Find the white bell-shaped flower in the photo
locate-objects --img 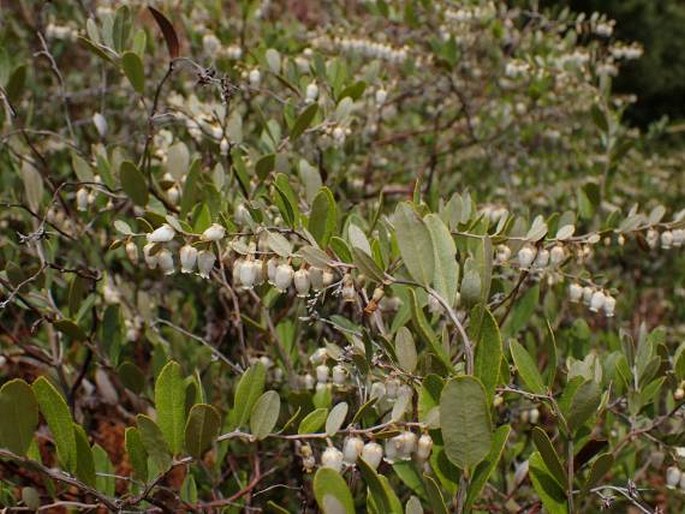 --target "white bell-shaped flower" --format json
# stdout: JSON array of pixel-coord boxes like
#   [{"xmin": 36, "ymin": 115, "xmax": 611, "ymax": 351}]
[
  {"xmin": 197, "ymin": 250, "xmax": 216, "ymax": 278},
  {"xmin": 143, "ymin": 243, "xmax": 158, "ymax": 269},
  {"xmin": 416, "ymin": 434, "xmax": 433, "ymax": 461},
  {"xmin": 294, "ymin": 268, "xmax": 311, "ymax": 297},
  {"xmin": 342, "ymin": 437, "xmax": 364, "ymax": 465},
  {"xmin": 147, "ymin": 224, "xmax": 176, "ymax": 243},
  {"xmin": 321, "ymin": 446, "xmax": 344, "ymax": 472},
  {"xmin": 274, "ymin": 263, "xmax": 294, "ymax": 292},
  {"xmin": 201, "ymin": 223, "xmax": 226, "ymax": 242},
  {"xmin": 157, "ymin": 248, "xmax": 175, "ymax": 275},
  {"xmin": 361, "ymin": 442, "xmax": 383, "ymax": 470},
  {"xmin": 180, "ymin": 245, "xmax": 198, "ymax": 274}
]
